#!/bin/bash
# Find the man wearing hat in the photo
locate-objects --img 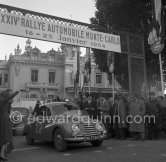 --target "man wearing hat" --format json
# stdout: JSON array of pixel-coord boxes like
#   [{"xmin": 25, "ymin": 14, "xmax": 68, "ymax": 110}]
[{"xmin": 113, "ymin": 93, "xmax": 128, "ymax": 140}]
